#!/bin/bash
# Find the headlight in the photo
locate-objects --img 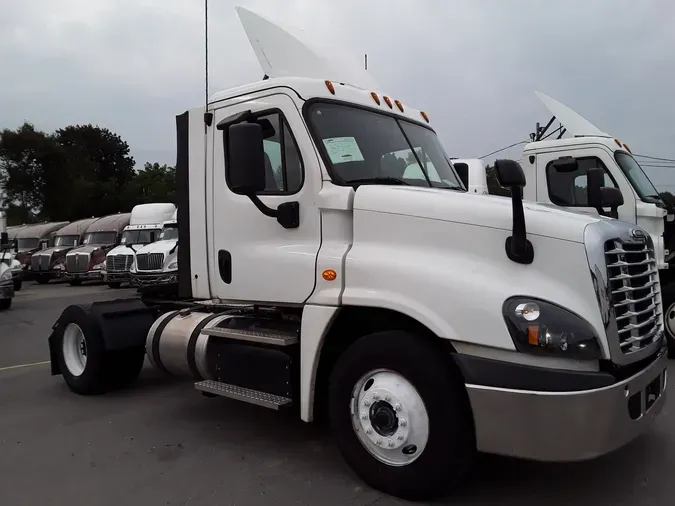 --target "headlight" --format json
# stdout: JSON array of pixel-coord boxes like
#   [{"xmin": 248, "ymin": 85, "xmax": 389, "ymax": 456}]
[
  {"xmin": 502, "ymin": 297, "xmax": 602, "ymax": 360},
  {"xmin": 167, "ymin": 262, "xmax": 178, "ymax": 270},
  {"xmin": 0, "ymin": 269, "xmax": 11, "ymax": 281},
  {"xmin": 93, "ymin": 262, "xmax": 104, "ymax": 270}
]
